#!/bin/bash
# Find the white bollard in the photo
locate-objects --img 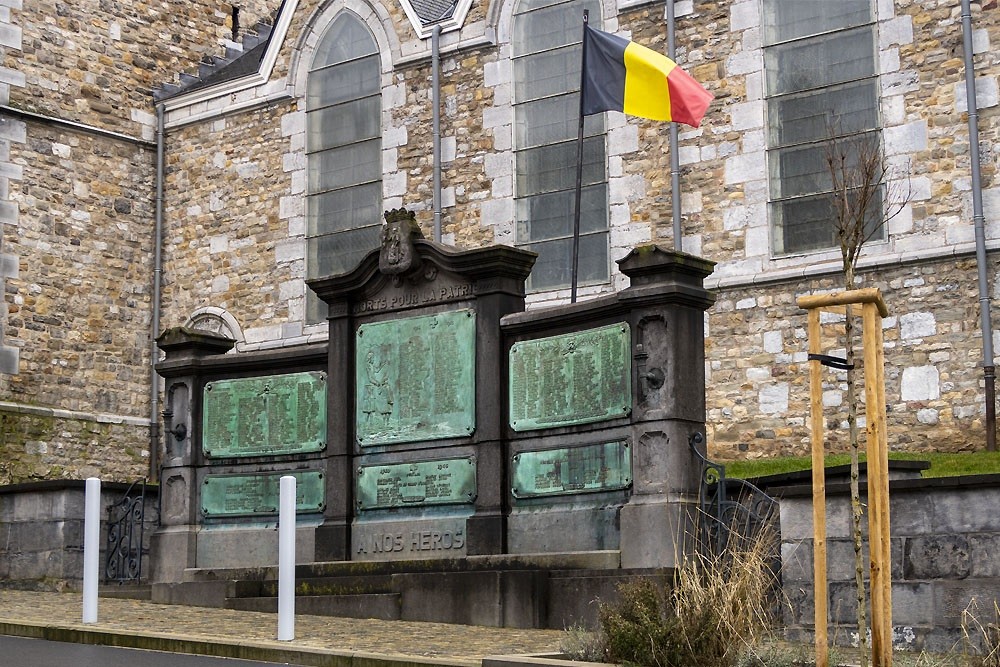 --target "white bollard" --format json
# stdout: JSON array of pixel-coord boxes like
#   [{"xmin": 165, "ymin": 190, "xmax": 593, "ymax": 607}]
[
  {"xmin": 277, "ymin": 475, "xmax": 296, "ymax": 641},
  {"xmin": 83, "ymin": 477, "xmax": 101, "ymax": 624}
]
